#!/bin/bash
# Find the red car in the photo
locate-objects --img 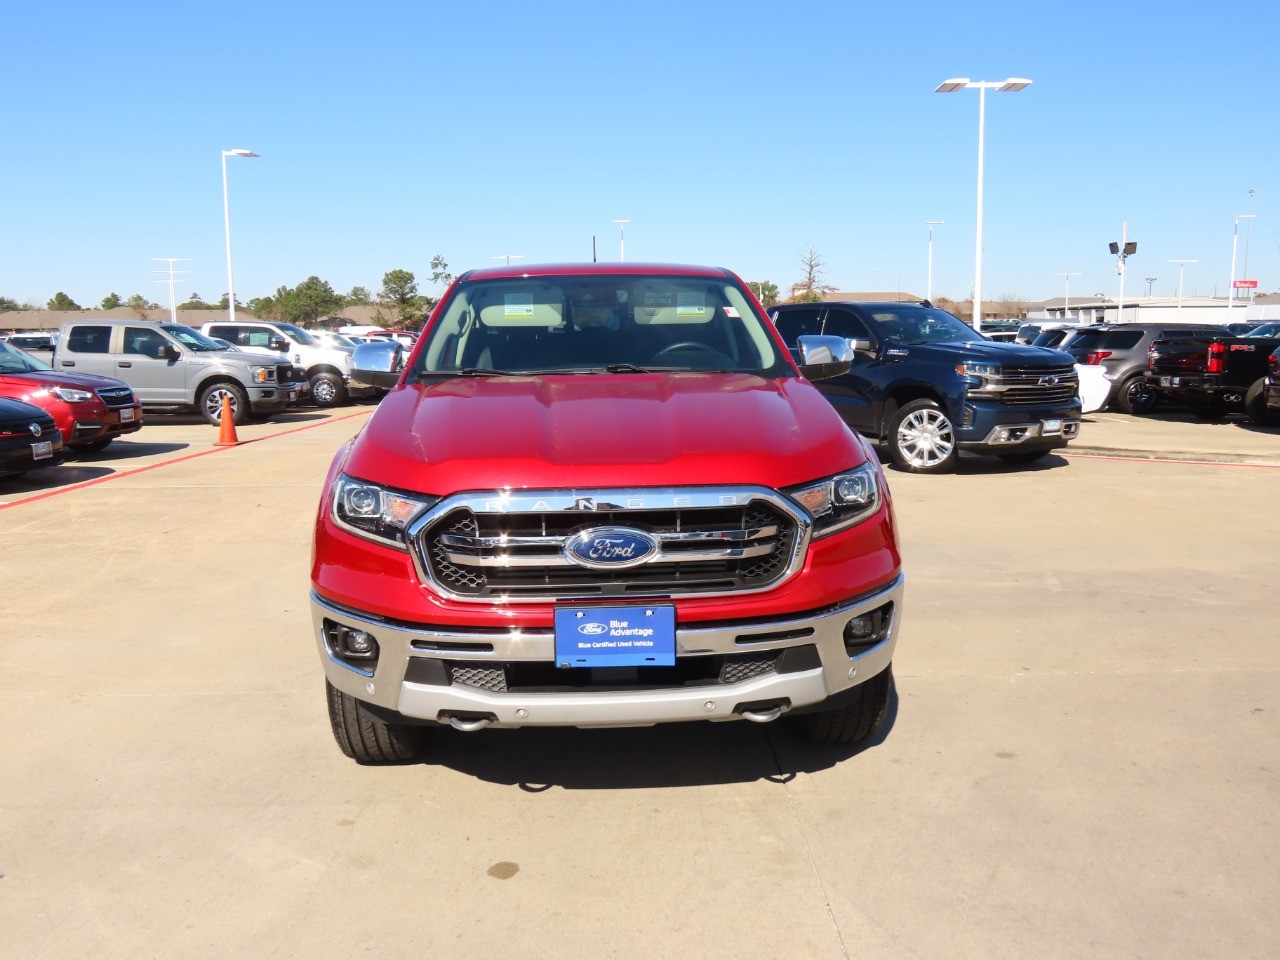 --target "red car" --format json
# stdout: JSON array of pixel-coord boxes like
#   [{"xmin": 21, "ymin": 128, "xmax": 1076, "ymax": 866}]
[
  {"xmin": 313, "ymin": 263, "xmax": 904, "ymax": 763},
  {"xmin": 0, "ymin": 339, "xmax": 142, "ymax": 452}
]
